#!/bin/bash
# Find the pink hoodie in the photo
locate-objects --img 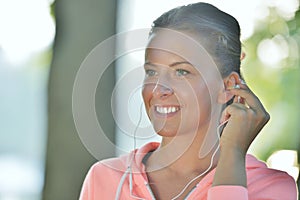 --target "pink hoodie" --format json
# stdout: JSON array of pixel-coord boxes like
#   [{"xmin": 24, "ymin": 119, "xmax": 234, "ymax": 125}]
[{"xmin": 80, "ymin": 142, "xmax": 297, "ymax": 200}]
